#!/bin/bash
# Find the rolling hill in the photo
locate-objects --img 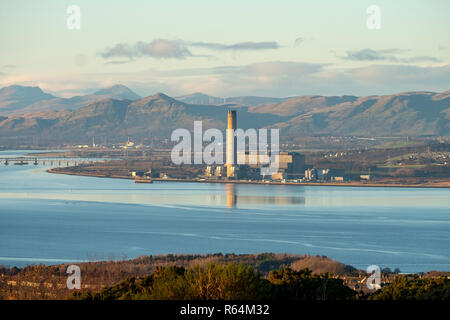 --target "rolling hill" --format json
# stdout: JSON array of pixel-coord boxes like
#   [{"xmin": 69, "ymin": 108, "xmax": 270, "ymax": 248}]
[
  {"xmin": 0, "ymin": 84, "xmax": 141, "ymax": 116},
  {"xmin": 270, "ymin": 91, "xmax": 450, "ymax": 136},
  {"xmin": 176, "ymin": 92, "xmax": 285, "ymax": 106},
  {"xmin": 0, "ymin": 88, "xmax": 448, "ymax": 146},
  {"xmin": 0, "ymin": 85, "xmax": 57, "ymax": 114},
  {"xmin": 0, "ymin": 92, "xmax": 287, "ymax": 145}
]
